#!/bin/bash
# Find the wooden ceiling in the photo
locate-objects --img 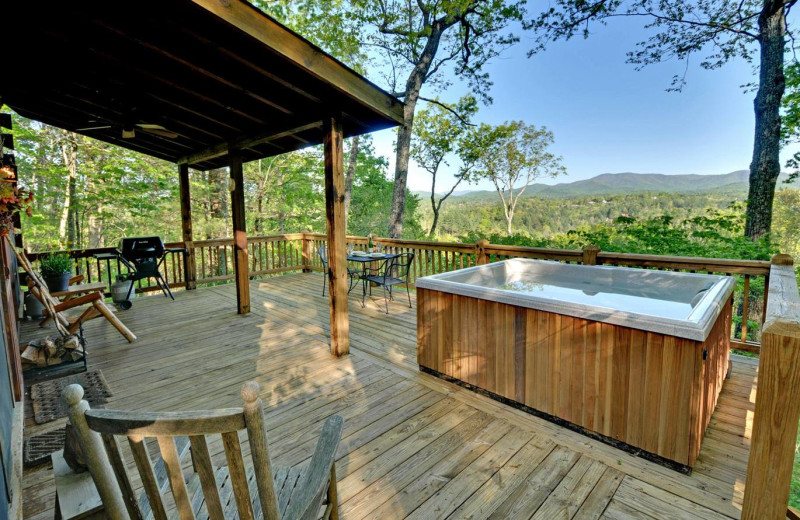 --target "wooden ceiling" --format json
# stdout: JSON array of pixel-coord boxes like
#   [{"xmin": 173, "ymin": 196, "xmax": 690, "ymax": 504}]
[{"xmin": 0, "ymin": 0, "xmax": 404, "ymax": 170}]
